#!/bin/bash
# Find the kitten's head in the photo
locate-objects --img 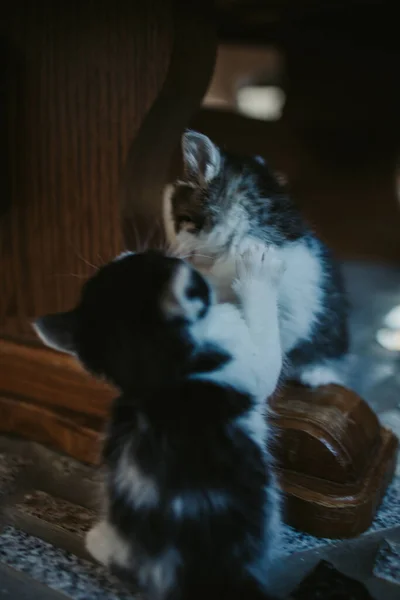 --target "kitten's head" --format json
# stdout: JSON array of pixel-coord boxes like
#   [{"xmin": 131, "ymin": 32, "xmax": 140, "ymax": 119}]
[
  {"xmin": 33, "ymin": 251, "xmax": 212, "ymax": 392},
  {"xmin": 169, "ymin": 130, "xmax": 286, "ymax": 253}
]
